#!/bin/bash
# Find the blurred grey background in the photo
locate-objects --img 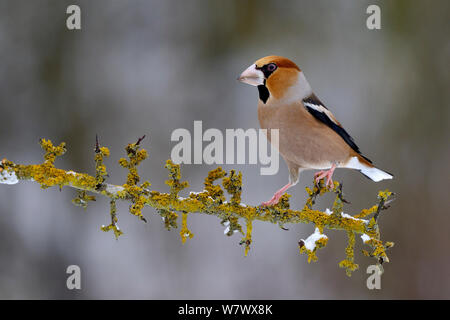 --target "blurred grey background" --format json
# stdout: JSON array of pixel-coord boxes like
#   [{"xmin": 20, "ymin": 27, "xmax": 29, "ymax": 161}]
[{"xmin": 0, "ymin": 0, "xmax": 449, "ymax": 299}]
